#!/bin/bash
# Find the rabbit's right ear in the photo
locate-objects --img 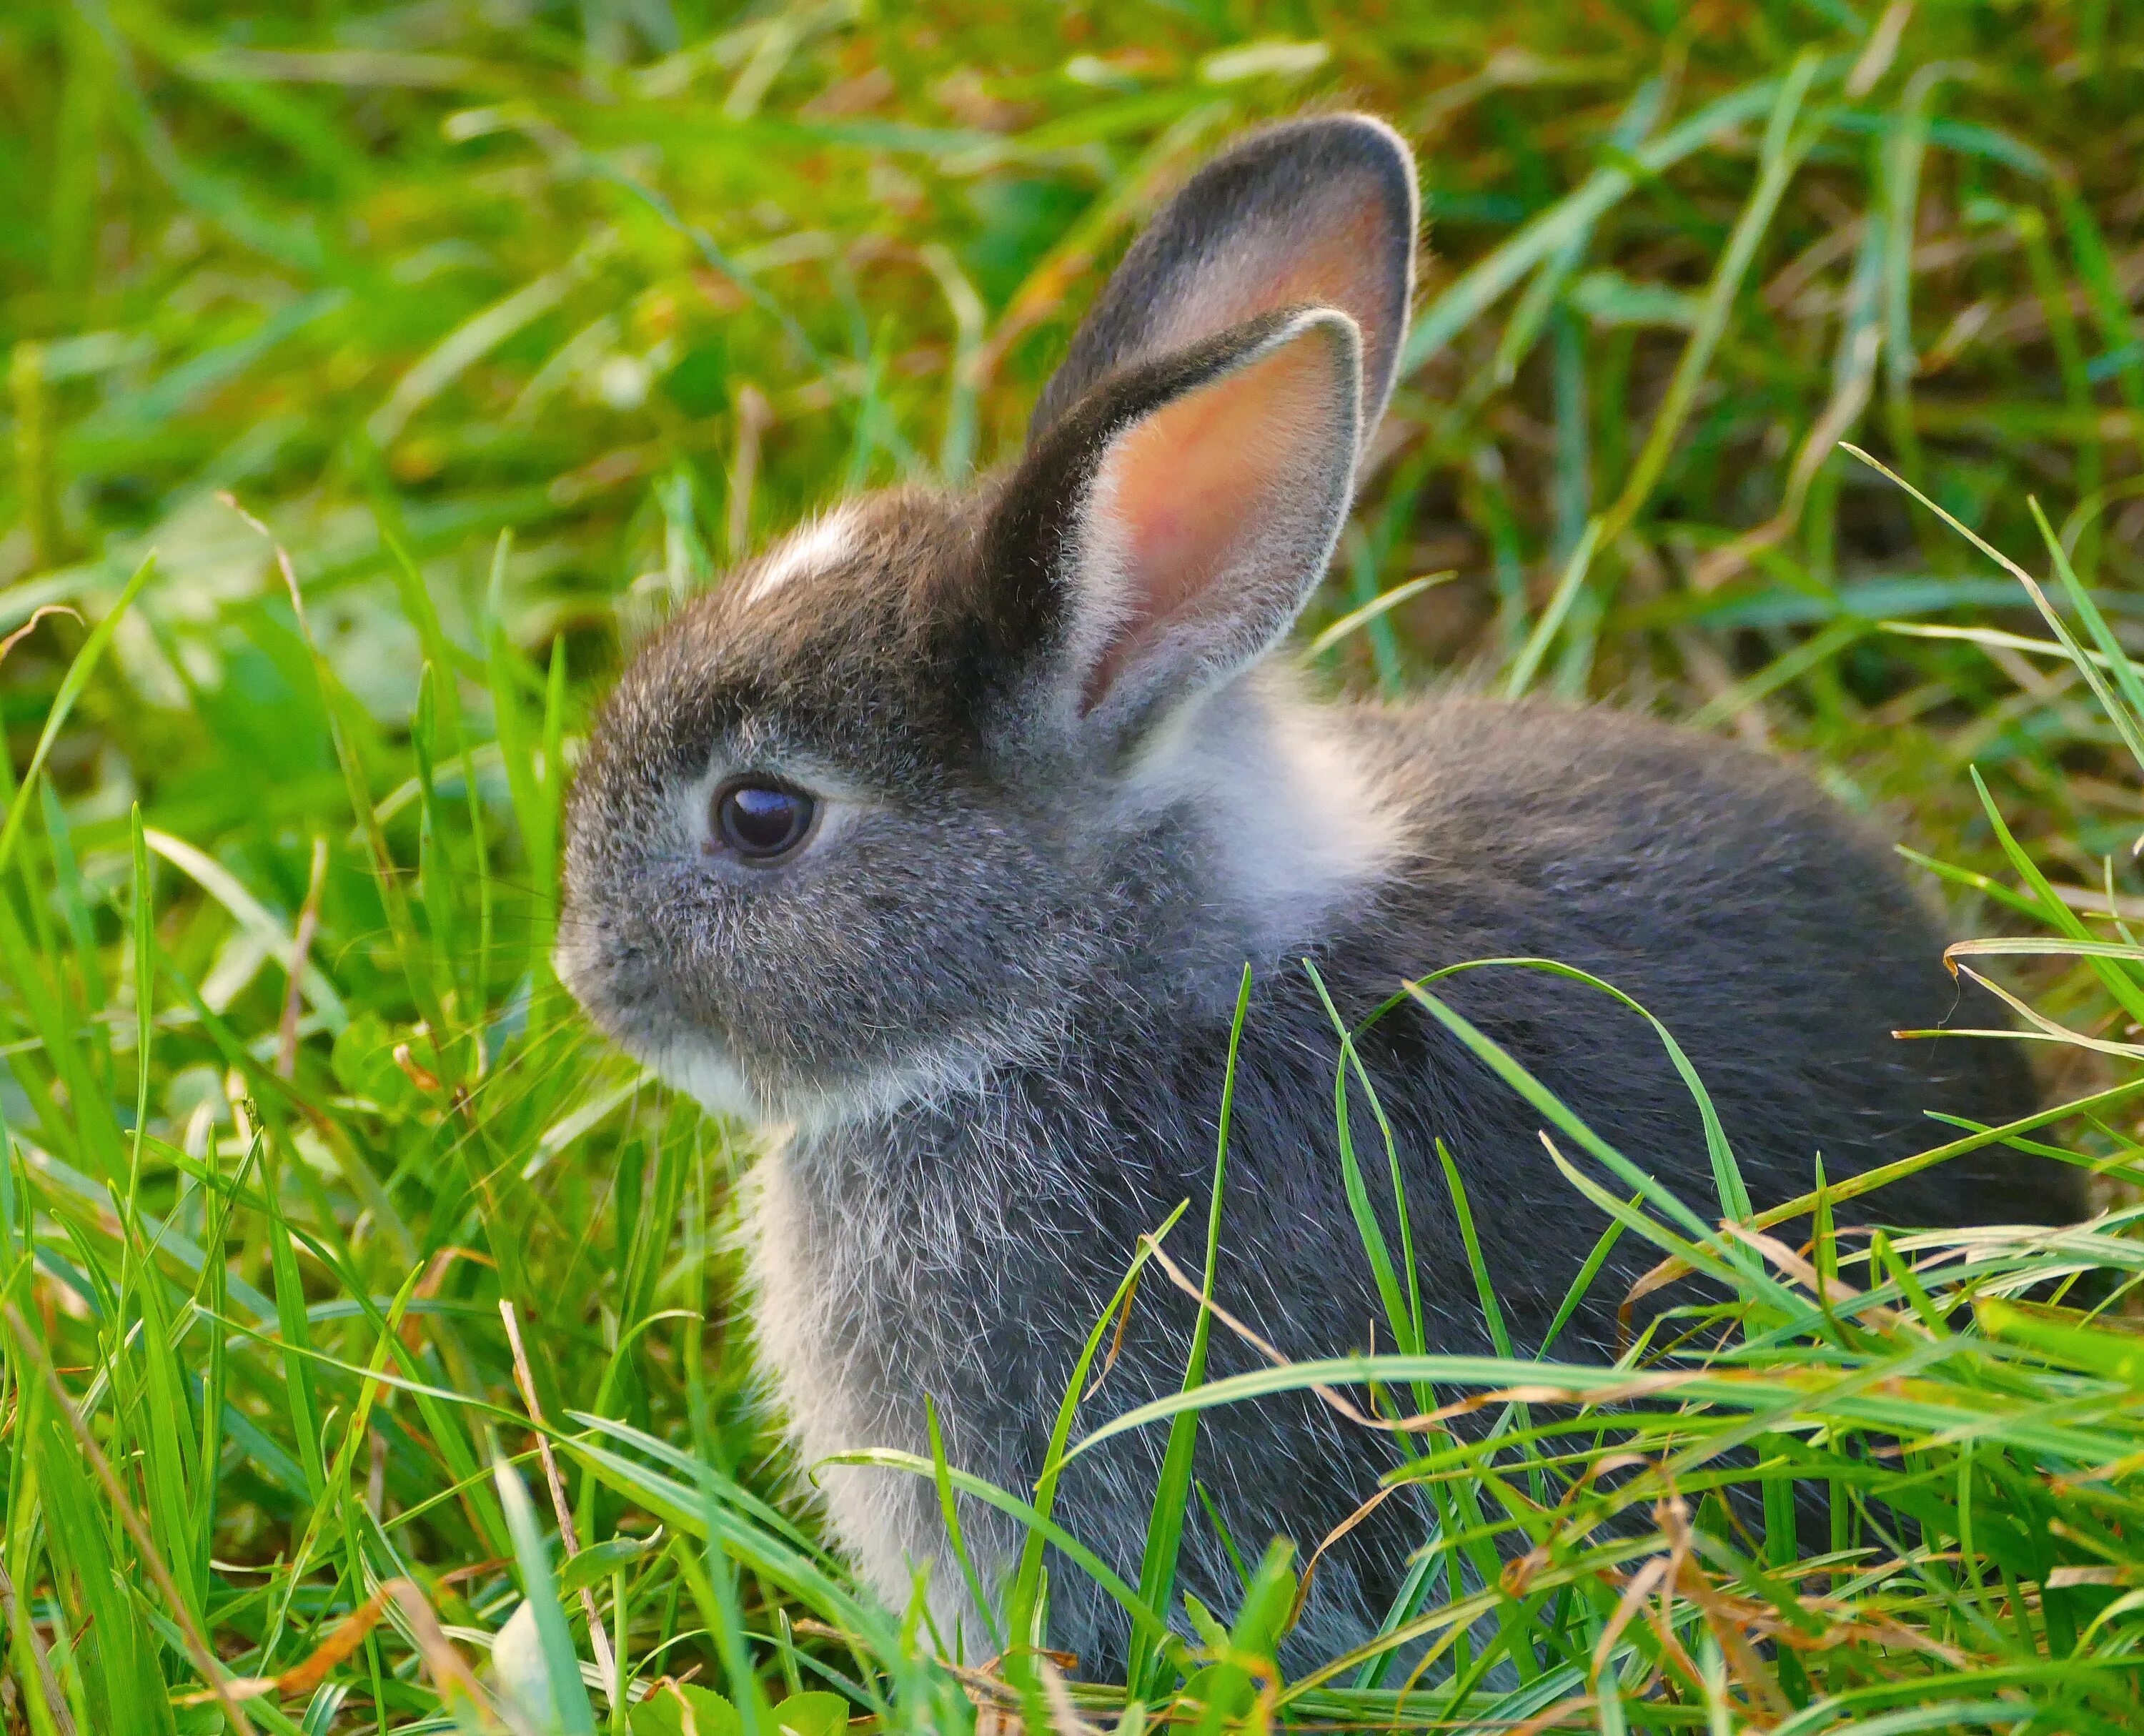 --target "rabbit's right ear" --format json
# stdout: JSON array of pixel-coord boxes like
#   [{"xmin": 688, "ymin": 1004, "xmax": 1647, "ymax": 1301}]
[
  {"xmin": 975, "ymin": 304, "xmax": 1361, "ymax": 763},
  {"xmin": 1030, "ymin": 113, "xmax": 1418, "ymax": 467}
]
